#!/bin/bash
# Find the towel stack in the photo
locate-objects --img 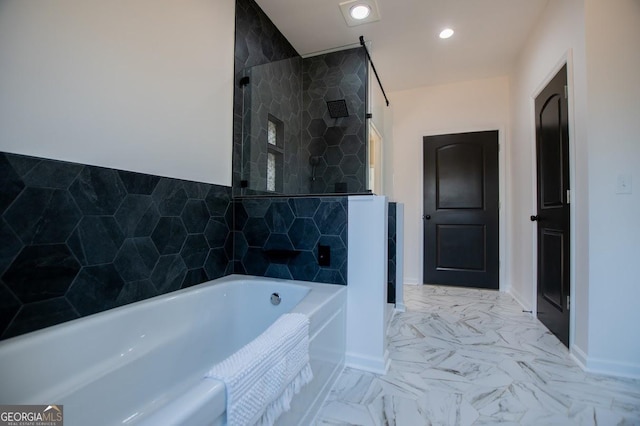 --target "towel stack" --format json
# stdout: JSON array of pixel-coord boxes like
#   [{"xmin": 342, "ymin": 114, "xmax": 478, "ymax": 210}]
[{"xmin": 206, "ymin": 313, "xmax": 313, "ymax": 426}]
